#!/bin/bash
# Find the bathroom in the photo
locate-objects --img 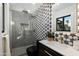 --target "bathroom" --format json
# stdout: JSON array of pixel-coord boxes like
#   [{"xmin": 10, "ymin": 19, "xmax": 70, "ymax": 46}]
[
  {"xmin": 1, "ymin": 3, "xmax": 79, "ymax": 56},
  {"xmin": 9, "ymin": 3, "xmax": 52, "ymax": 56}
]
